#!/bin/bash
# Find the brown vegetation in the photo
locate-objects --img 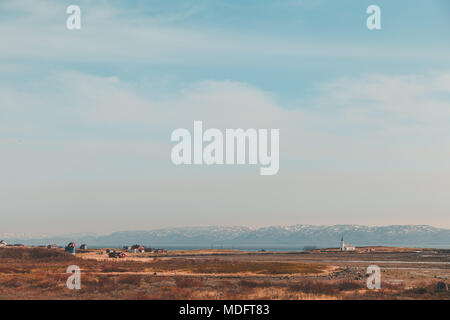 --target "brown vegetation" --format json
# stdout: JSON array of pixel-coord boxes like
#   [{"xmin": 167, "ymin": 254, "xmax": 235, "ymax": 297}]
[
  {"xmin": 0, "ymin": 247, "xmax": 448, "ymax": 300},
  {"xmin": 147, "ymin": 258, "xmax": 325, "ymax": 275}
]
